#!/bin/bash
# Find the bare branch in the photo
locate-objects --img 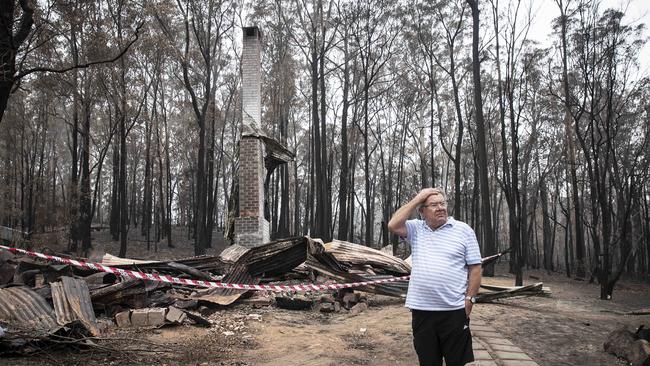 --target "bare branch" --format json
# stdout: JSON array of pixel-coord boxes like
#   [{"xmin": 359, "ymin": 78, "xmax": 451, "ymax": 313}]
[{"xmin": 15, "ymin": 22, "xmax": 145, "ymax": 80}]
